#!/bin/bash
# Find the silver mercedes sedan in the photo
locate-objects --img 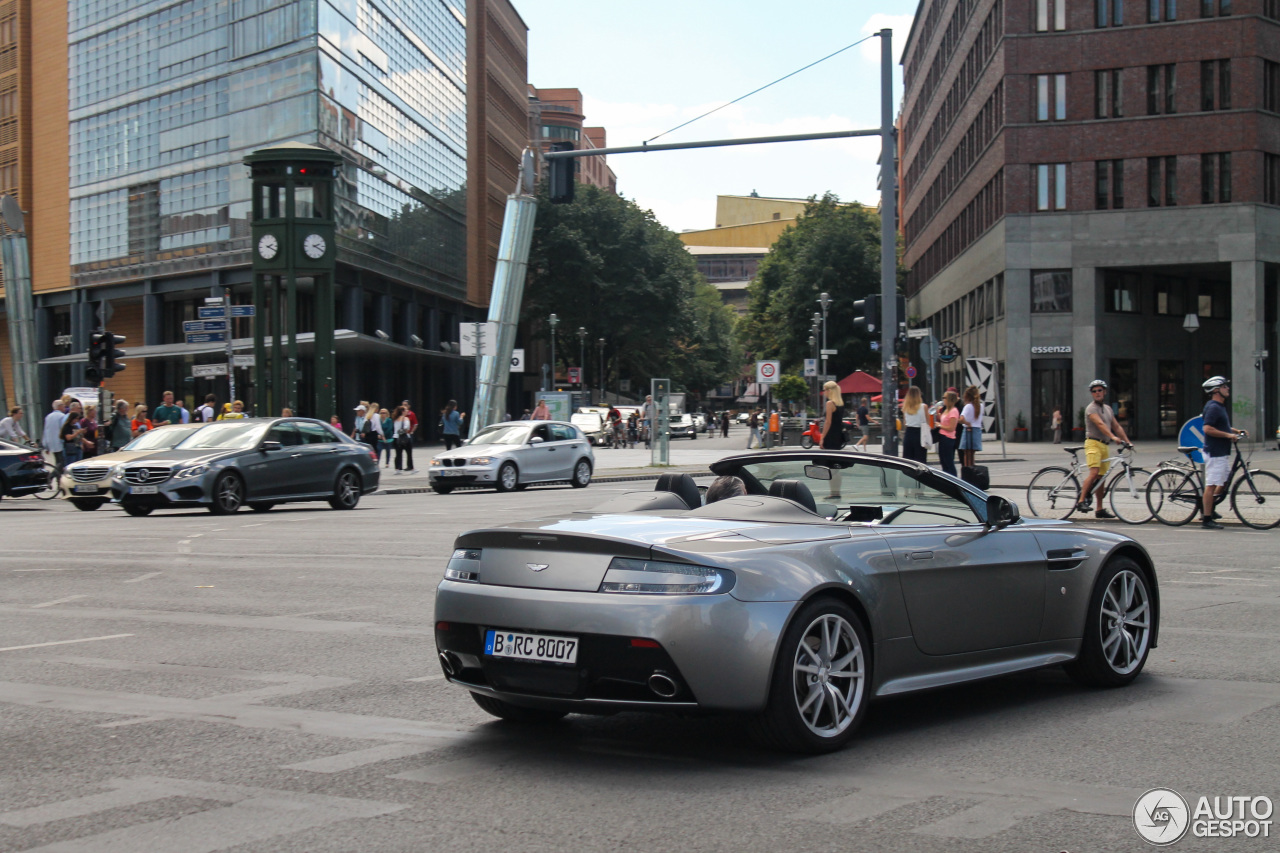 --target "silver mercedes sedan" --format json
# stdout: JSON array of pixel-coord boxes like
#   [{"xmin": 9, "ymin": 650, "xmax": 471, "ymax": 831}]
[
  {"xmin": 434, "ymin": 450, "xmax": 1160, "ymax": 753},
  {"xmin": 428, "ymin": 420, "xmax": 594, "ymax": 494}
]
